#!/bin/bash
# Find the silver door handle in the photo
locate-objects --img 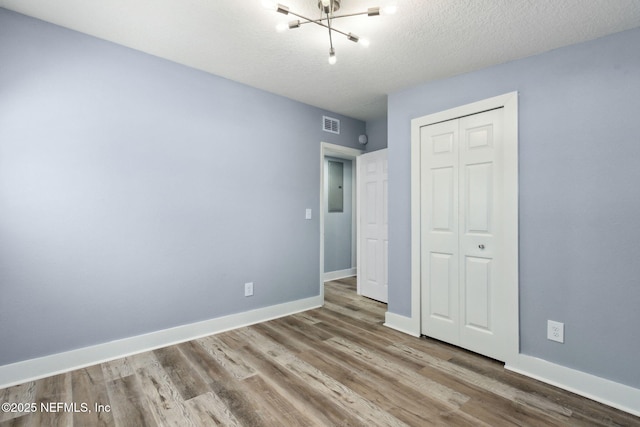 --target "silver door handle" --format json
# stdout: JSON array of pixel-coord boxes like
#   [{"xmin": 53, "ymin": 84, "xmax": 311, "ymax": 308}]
[{"xmin": 479, "ymin": 244, "xmax": 485, "ymax": 250}]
